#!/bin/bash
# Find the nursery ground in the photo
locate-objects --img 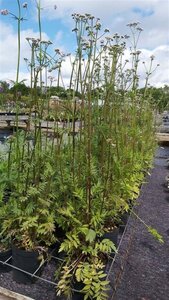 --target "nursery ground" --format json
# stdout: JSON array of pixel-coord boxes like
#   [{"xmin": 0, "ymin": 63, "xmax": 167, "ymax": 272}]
[
  {"xmin": 108, "ymin": 145, "xmax": 169, "ymax": 300},
  {"xmin": 0, "ymin": 146, "xmax": 169, "ymax": 300}
]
